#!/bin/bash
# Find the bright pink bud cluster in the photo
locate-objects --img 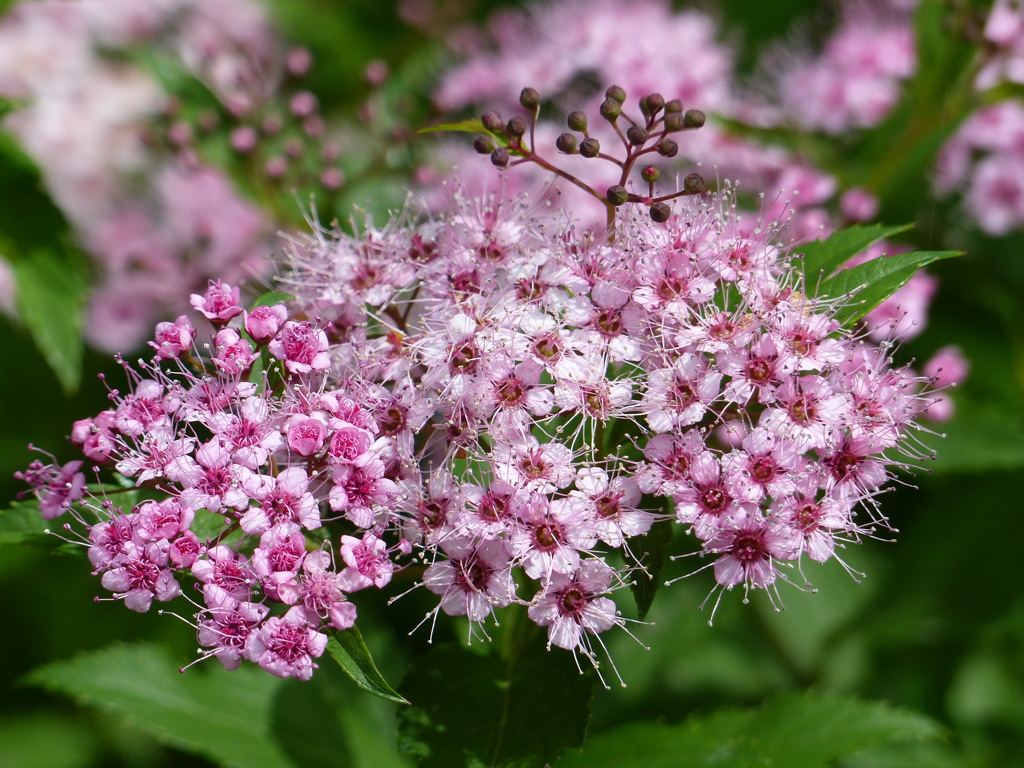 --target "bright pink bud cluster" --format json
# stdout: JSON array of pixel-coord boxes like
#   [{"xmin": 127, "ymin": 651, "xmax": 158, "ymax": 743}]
[{"xmin": 20, "ymin": 280, "xmax": 408, "ymax": 681}]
